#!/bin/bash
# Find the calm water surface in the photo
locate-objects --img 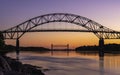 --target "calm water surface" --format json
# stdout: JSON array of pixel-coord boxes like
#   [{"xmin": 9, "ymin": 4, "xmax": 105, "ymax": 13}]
[{"xmin": 7, "ymin": 51, "xmax": 120, "ymax": 75}]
